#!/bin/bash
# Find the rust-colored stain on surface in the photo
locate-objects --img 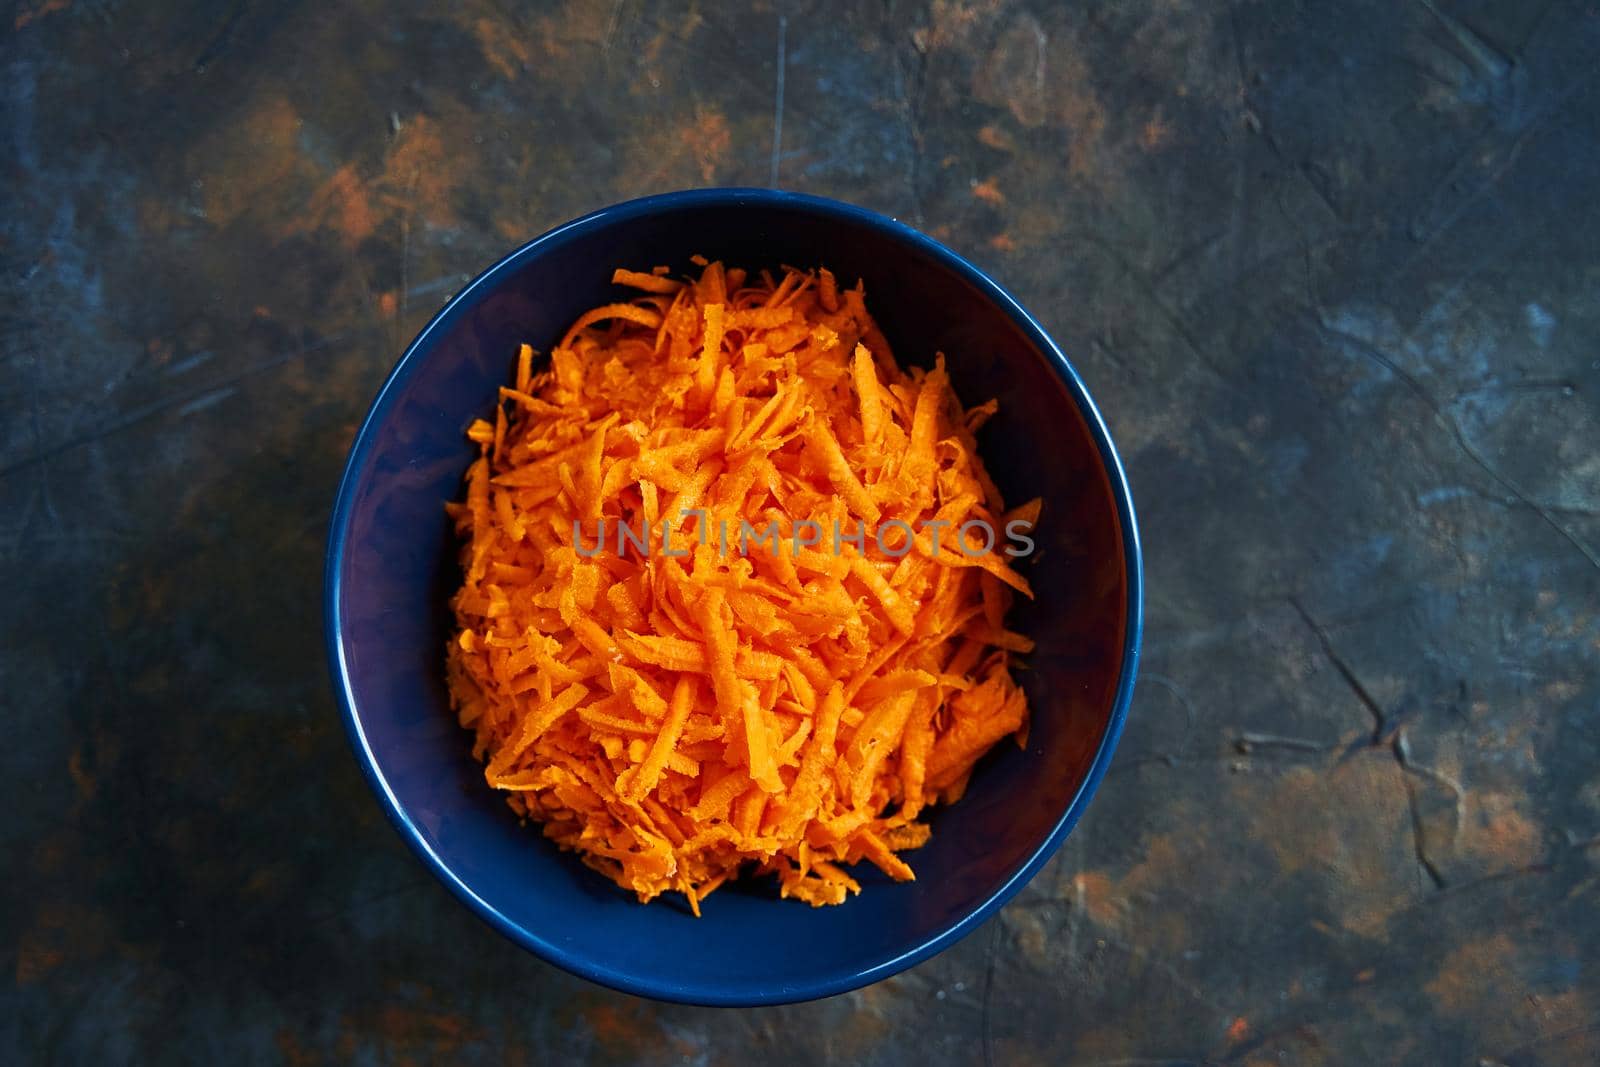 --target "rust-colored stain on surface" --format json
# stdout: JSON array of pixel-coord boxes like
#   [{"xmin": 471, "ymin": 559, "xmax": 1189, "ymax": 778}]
[
  {"xmin": 299, "ymin": 165, "xmax": 378, "ymax": 248},
  {"xmin": 475, "ymin": 16, "xmax": 533, "ymax": 81},
  {"xmin": 971, "ymin": 176, "xmax": 1005, "ymax": 205},
  {"xmin": 1140, "ymin": 112, "xmax": 1173, "ymax": 150},
  {"xmin": 13, "ymin": 0, "xmax": 69, "ymax": 31}
]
